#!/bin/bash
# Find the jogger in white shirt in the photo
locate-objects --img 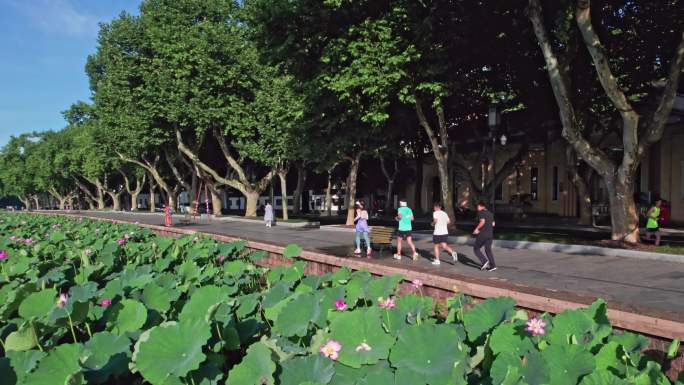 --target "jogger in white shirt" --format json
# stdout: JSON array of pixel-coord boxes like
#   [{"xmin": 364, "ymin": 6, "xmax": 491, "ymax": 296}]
[{"xmin": 431, "ymin": 202, "xmax": 458, "ymax": 266}]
